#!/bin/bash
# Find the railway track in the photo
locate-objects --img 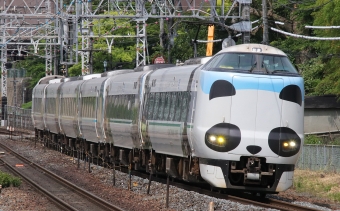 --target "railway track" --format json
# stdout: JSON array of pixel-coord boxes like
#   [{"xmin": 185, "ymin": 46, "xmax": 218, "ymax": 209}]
[{"xmin": 0, "ymin": 141, "xmax": 124, "ymax": 211}]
